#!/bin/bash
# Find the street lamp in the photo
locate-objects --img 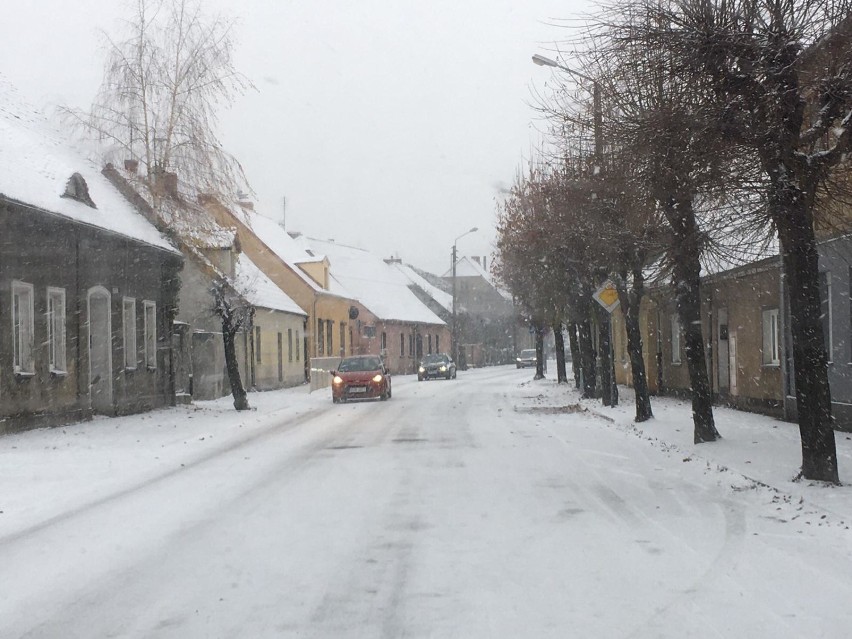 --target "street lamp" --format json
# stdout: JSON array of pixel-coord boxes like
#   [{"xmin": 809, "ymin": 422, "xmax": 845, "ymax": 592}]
[
  {"xmin": 532, "ymin": 54, "xmax": 602, "ymax": 159},
  {"xmin": 452, "ymin": 227, "xmax": 478, "ymax": 367},
  {"xmin": 532, "ymin": 53, "xmax": 616, "ymax": 406}
]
